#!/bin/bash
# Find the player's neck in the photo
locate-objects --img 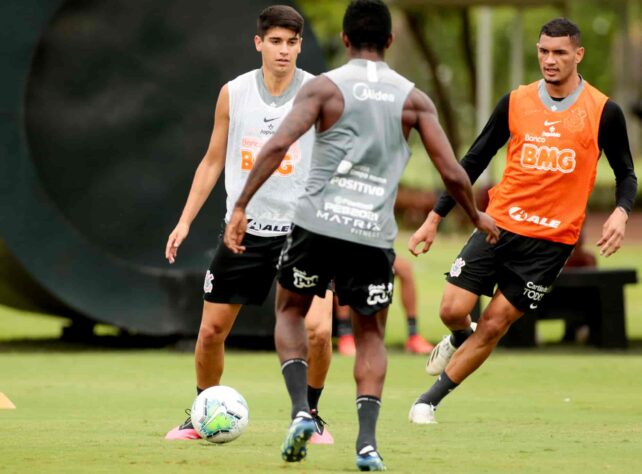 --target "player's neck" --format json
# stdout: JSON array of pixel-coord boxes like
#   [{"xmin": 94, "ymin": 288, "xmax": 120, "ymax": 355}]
[
  {"xmin": 348, "ymin": 48, "xmax": 385, "ymax": 62},
  {"xmin": 543, "ymin": 72, "xmax": 581, "ymax": 99},
  {"xmin": 260, "ymin": 67, "xmax": 296, "ymax": 97}
]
